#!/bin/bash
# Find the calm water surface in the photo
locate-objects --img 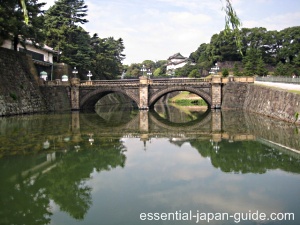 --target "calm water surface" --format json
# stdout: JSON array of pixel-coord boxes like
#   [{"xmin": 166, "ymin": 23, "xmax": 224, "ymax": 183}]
[{"xmin": 0, "ymin": 105, "xmax": 300, "ymax": 225}]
